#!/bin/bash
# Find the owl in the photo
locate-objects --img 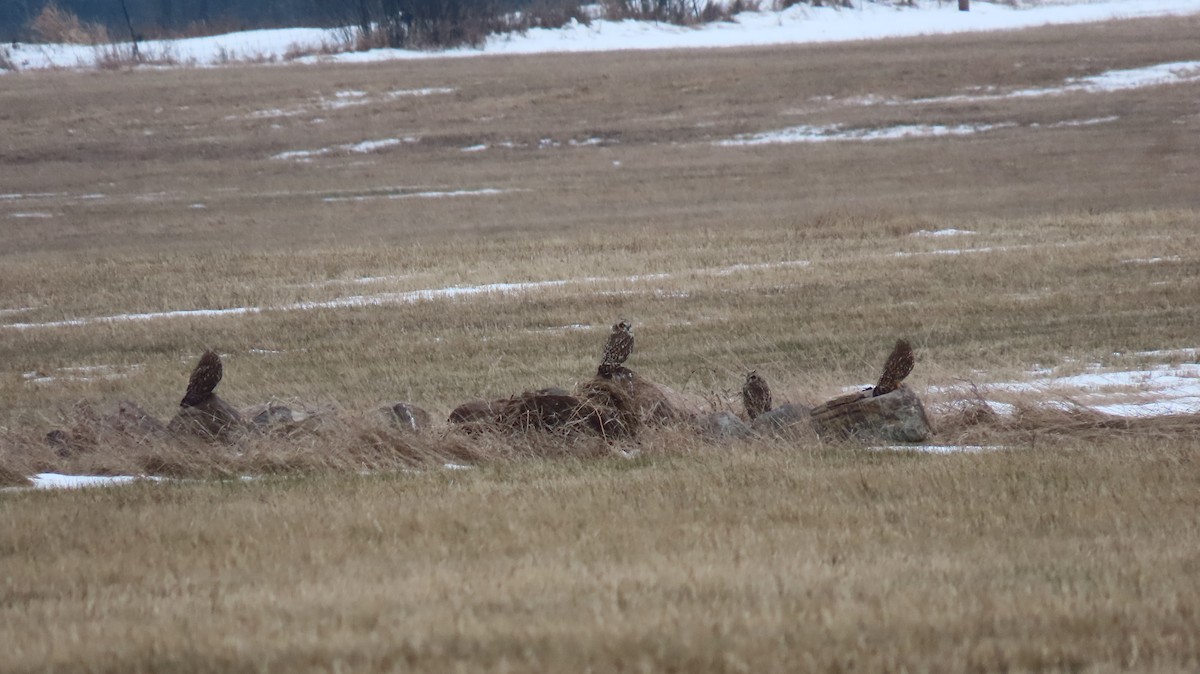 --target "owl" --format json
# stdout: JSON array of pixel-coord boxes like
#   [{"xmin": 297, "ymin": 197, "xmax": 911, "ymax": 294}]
[
  {"xmin": 597, "ymin": 319, "xmax": 634, "ymax": 377},
  {"xmin": 742, "ymin": 370, "xmax": 772, "ymax": 420},
  {"xmin": 181, "ymin": 350, "xmax": 223, "ymax": 407},
  {"xmin": 873, "ymin": 339, "xmax": 914, "ymax": 396}
]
